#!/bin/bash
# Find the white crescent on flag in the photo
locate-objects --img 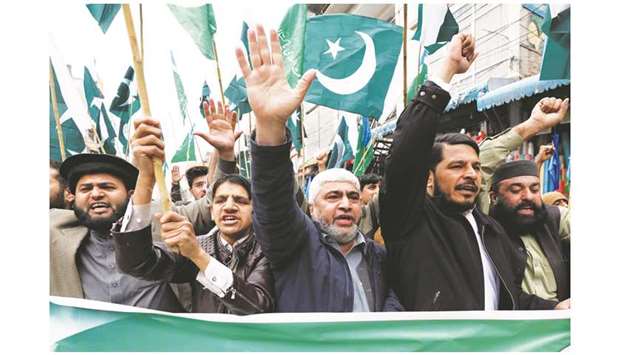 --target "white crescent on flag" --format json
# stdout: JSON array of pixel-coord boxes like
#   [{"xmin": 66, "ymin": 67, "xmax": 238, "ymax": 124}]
[{"xmin": 316, "ymin": 31, "xmax": 376, "ymax": 96}]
